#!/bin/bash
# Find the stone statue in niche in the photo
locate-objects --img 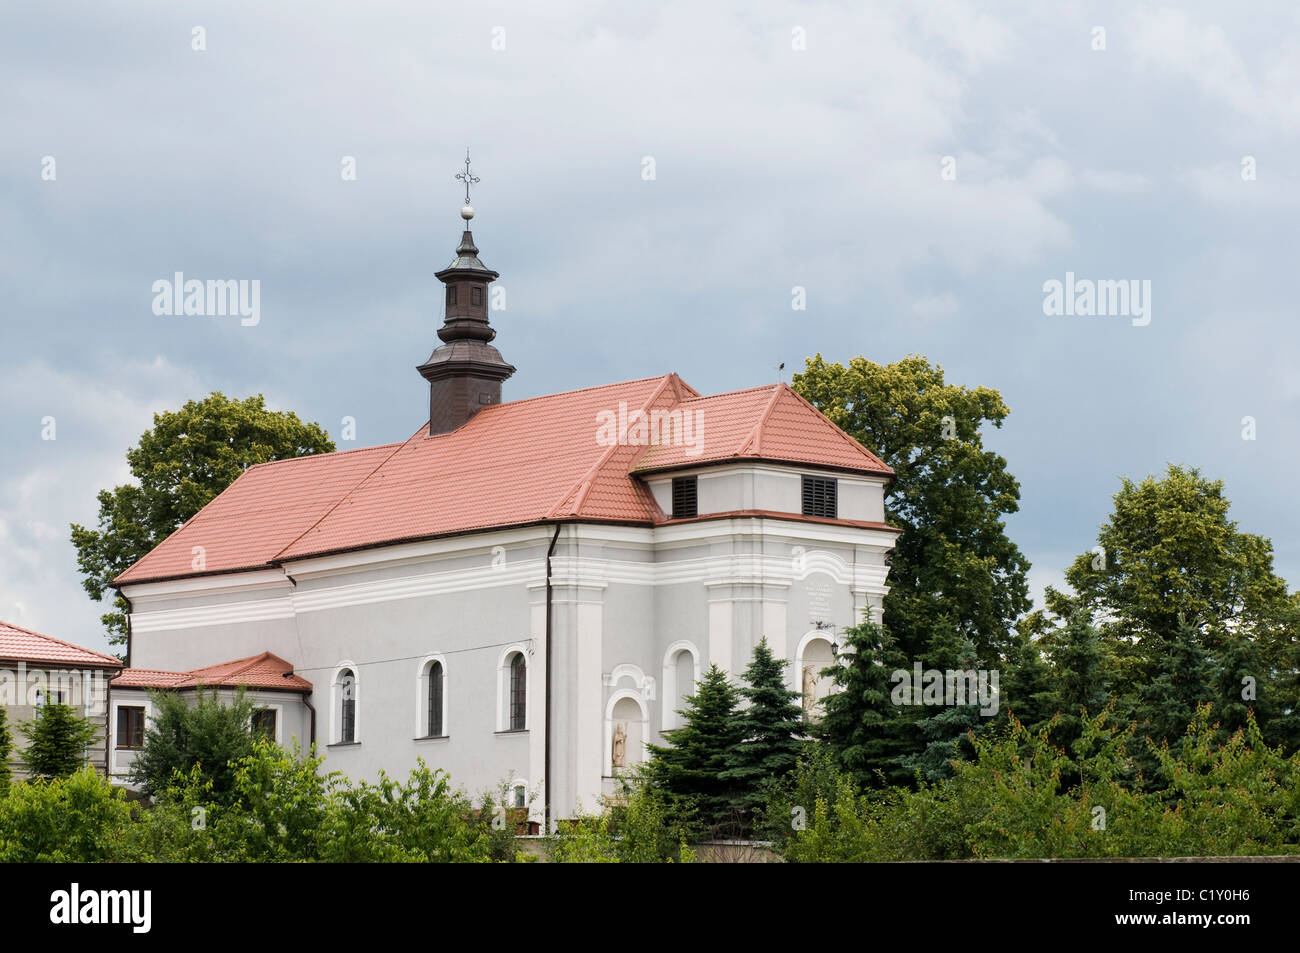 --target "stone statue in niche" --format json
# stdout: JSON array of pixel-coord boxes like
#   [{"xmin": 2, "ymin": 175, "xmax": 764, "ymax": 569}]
[
  {"xmin": 801, "ymin": 665, "xmax": 818, "ymax": 718},
  {"xmin": 612, "ymin": 722, "xmax": 627, "ymax": 769}
]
